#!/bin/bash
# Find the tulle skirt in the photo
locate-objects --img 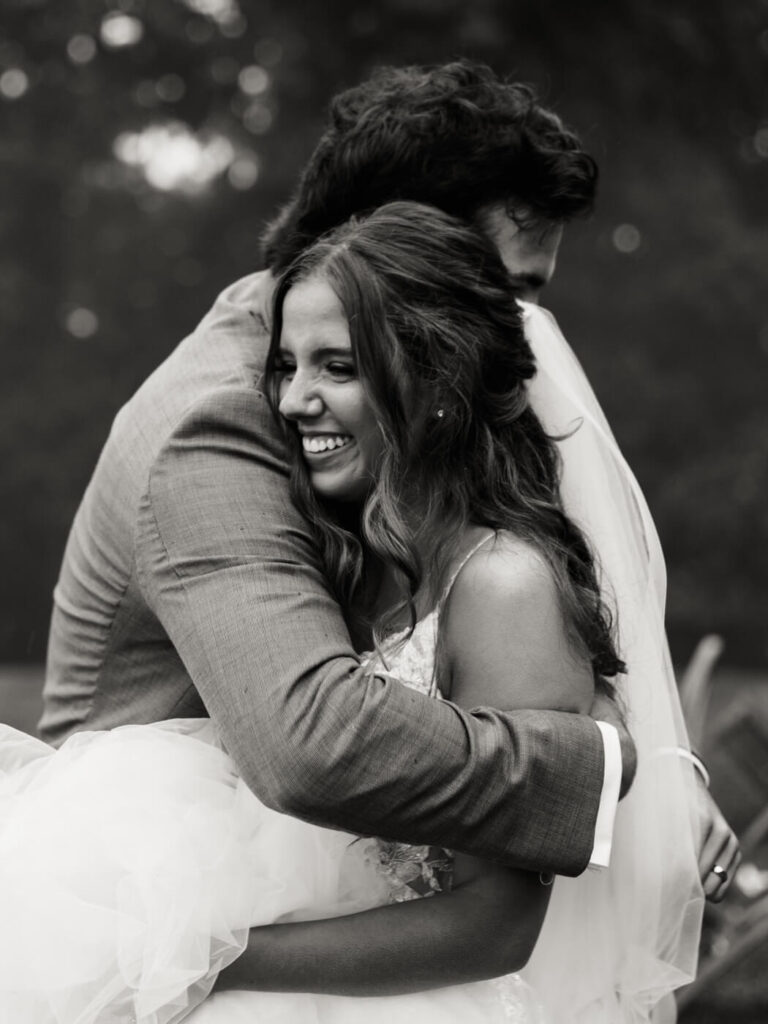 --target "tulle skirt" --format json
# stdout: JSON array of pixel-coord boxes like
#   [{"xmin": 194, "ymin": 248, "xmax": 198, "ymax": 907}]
[{"xmin": 0, "ymin": 719, "xmax": 549, "ymax": 1023}]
